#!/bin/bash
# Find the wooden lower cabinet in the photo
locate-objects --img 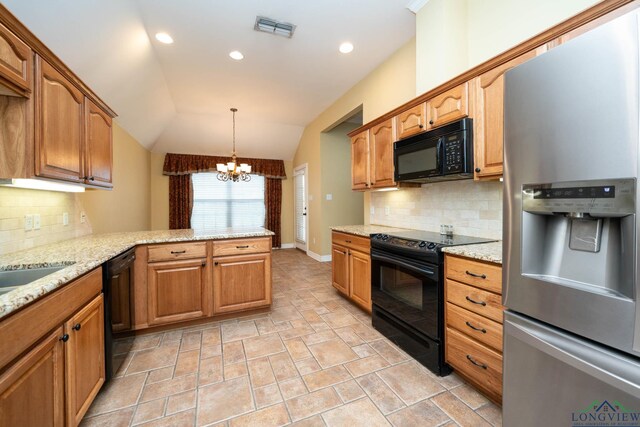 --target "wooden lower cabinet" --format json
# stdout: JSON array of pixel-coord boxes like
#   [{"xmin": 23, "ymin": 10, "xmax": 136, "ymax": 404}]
[
  {"xmin": 147, "ymin": 258, "xmax": 210, "ymax": 325},
  {"xmin": 109, "ymin": 266, "xmax": 131, "ymax": 332},
  {"xmin": 331, "ymin": 232, "xmax": 372, "ymax": 312},
  {"xmin": 0, "ymin": 327, "xmax": 65, "ymax": 427},
  {"xmin": 445, "ymin": 255, "xmax": 503, "ymax": 404},
  {"xmin": 213, "ymin": 253, "xmax": 272, "ymax": 314},
  {"xmin": 65, "ymin": 294, "xmax": 105, "ymax": 426}
]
